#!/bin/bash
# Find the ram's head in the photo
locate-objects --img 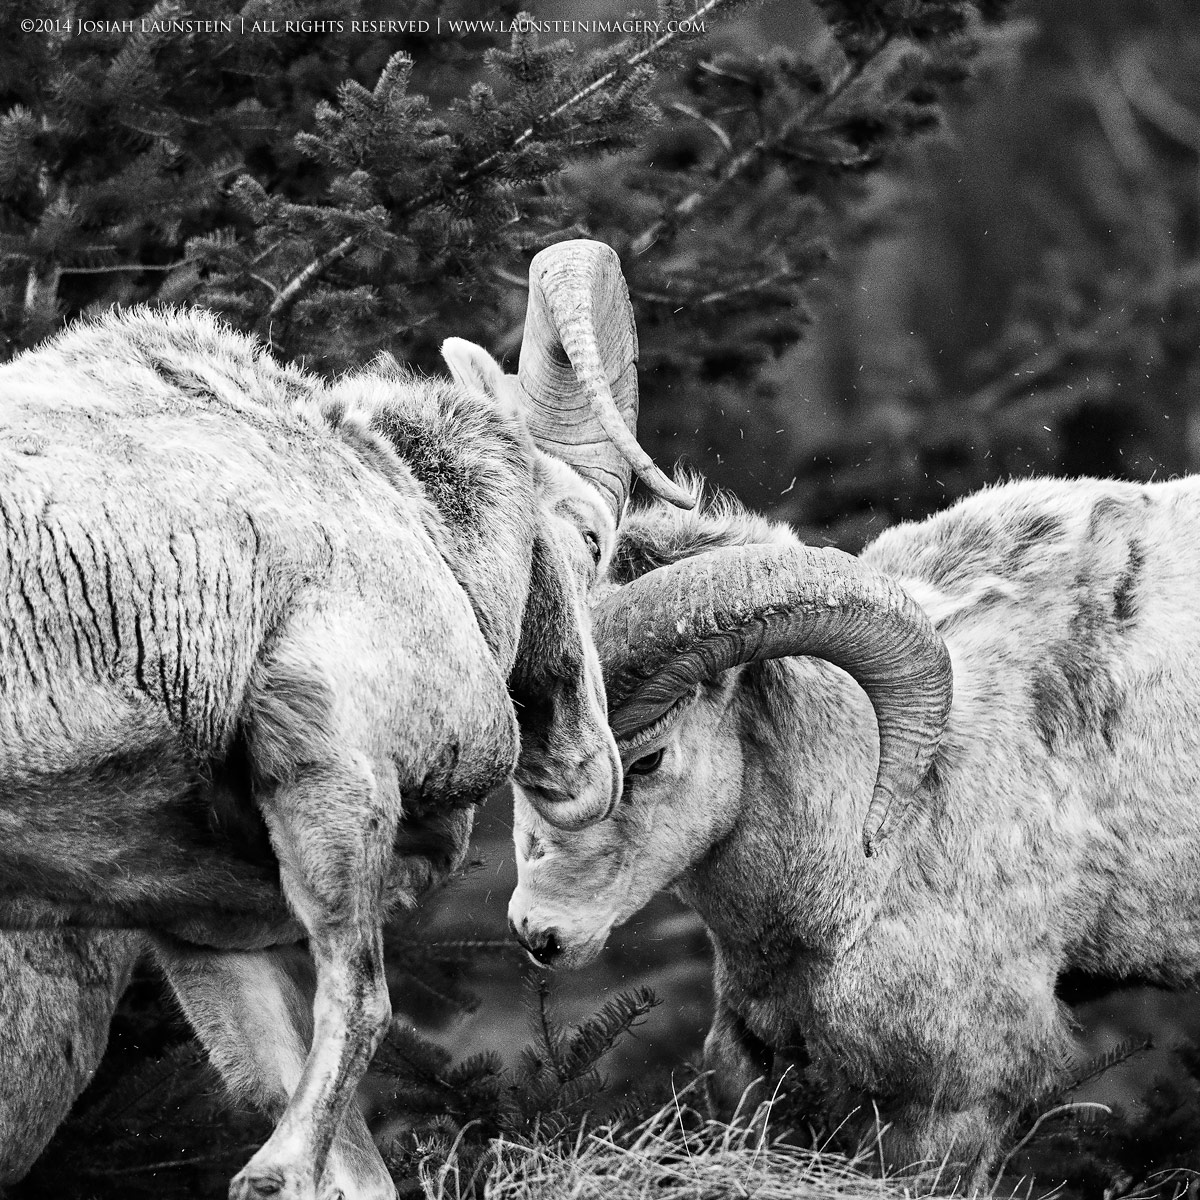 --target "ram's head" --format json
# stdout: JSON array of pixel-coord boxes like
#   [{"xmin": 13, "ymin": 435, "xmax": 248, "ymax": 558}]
[{"xmin": 508, "ymin": 517, "xmax": 954, "ymax": 968}]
